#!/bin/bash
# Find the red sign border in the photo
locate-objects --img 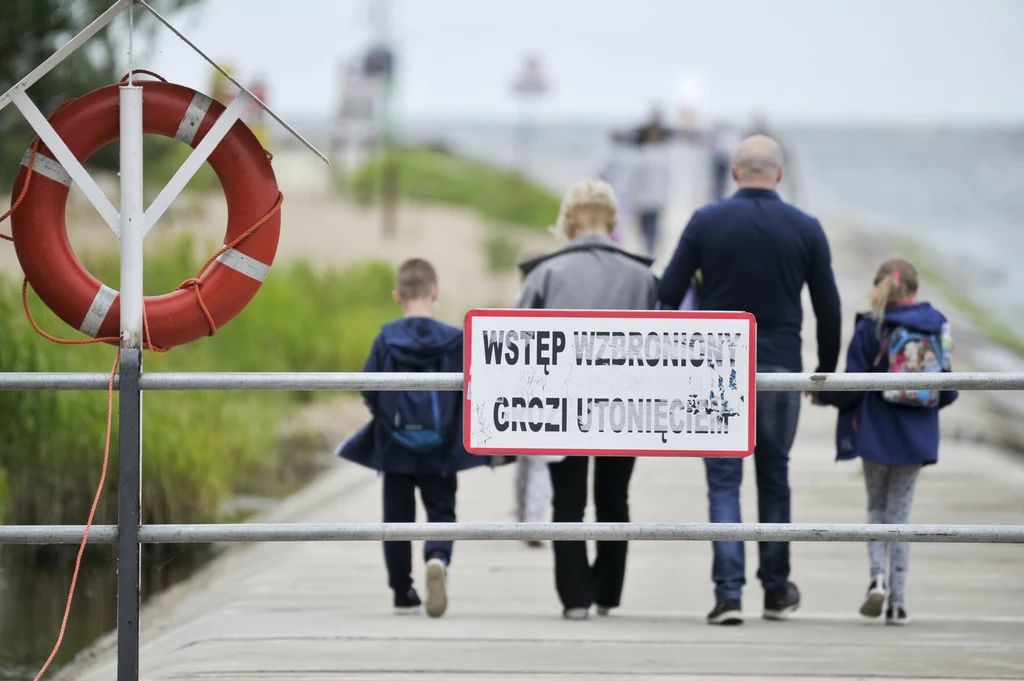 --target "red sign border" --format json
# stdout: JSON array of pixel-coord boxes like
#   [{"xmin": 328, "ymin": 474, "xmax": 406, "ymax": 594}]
[{"xmin": 463, "ymin": 308, "xmax": 756, "ymax": 458}]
